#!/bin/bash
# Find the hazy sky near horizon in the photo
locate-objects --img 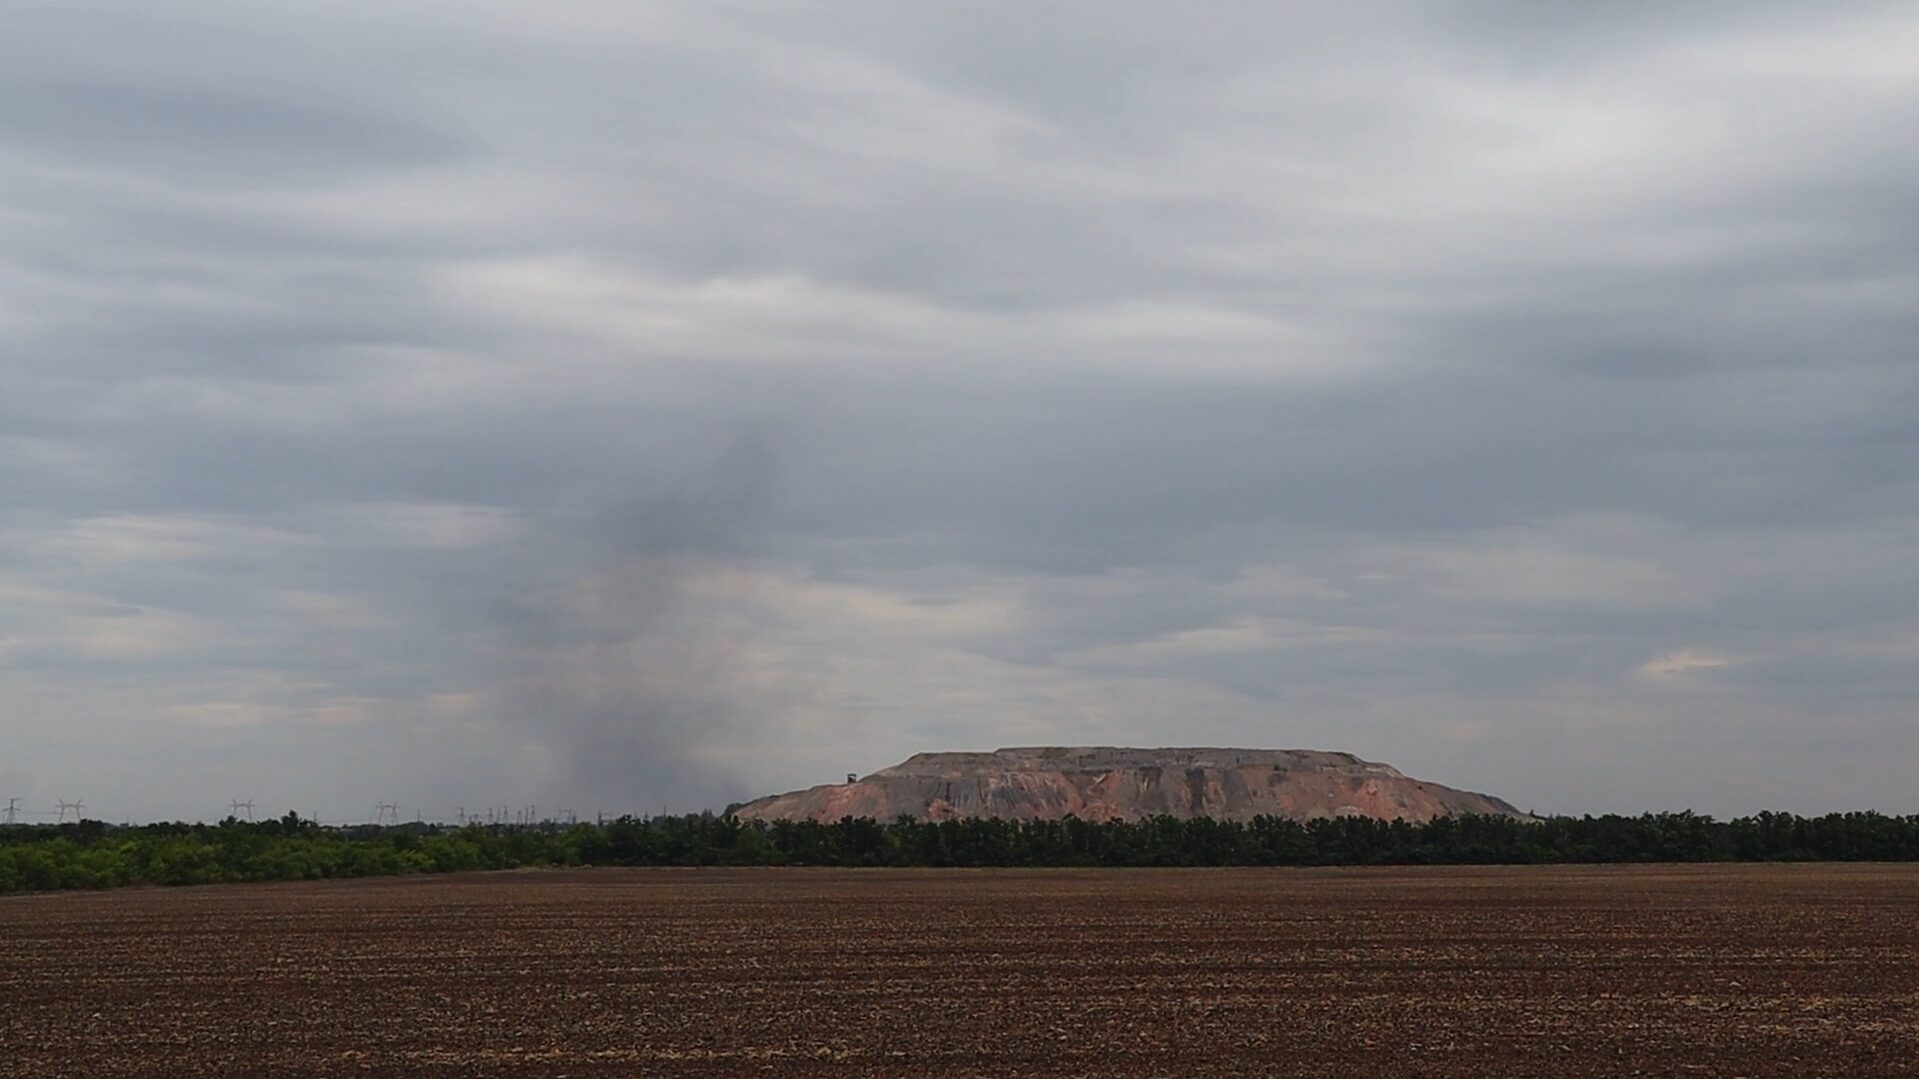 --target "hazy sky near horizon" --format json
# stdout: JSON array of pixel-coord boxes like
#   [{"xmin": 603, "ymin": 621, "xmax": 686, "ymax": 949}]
[{"xmin": 4, "ymin": 1, "xmax": 1916, "ymax": 822}]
